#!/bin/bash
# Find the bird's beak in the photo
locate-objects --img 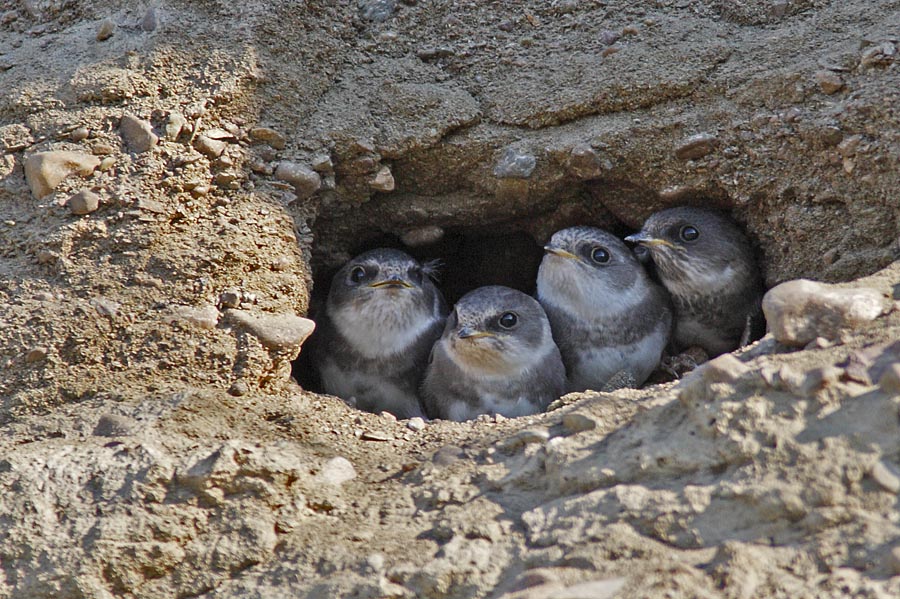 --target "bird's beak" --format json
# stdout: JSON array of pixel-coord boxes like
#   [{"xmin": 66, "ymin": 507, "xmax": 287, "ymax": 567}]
[
  {"xmin": 457, "ymin": 327, "xmax": 495, "ymax": 340},
  {"xmin": 624, "ymin": 232, "xmax": 676, "ymax": 249},
  {"xmin": 369, "ymin": 277, "xmax": 413, "ymax": 289},
  {"xmin": 543, "ymin": 246, "xmax": 578, "ymax": 260}
]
